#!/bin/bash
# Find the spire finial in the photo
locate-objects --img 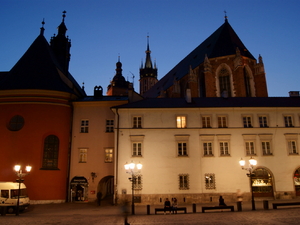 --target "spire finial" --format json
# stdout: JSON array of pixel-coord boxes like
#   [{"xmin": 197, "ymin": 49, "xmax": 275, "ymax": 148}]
[
  {"xmin": 224, "ymin": 10, "xmax": 228, "ymax": 22},
  {"xmin": 40, "ymin": 18, "xmax": 45, "ymax": 36},
  {"xmin": 62, "ymin": 10, "xmax": 67, "ymax": 22}
]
